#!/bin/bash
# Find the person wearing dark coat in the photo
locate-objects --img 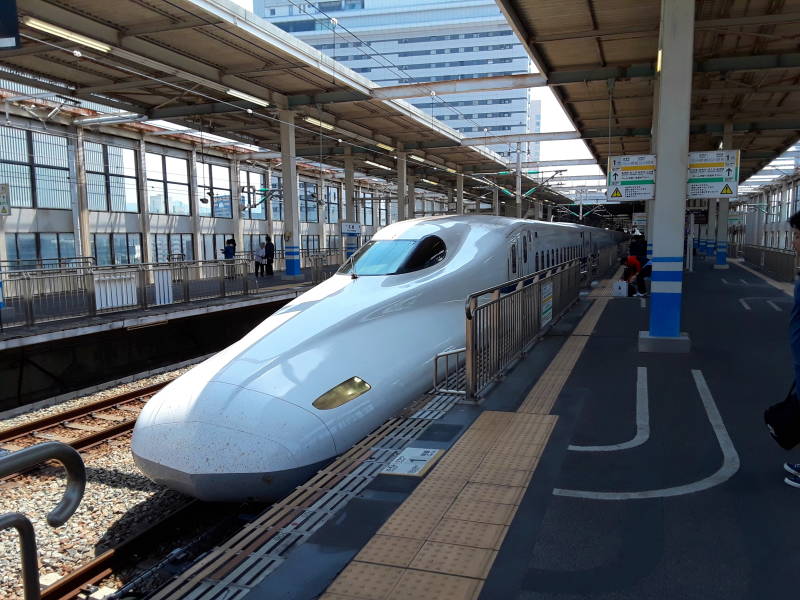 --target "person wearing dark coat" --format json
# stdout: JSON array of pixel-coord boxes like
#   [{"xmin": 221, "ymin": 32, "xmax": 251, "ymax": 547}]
[{"xmin": 264, "ymin": 235, "xmax": 275, "ymax": 276}]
